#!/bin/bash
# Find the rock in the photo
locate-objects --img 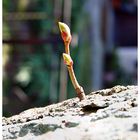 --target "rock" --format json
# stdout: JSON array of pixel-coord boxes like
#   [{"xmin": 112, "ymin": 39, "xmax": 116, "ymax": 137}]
[{"xmin": 2, "ymin": 85, "xmax": 138, "ymax": 140}]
